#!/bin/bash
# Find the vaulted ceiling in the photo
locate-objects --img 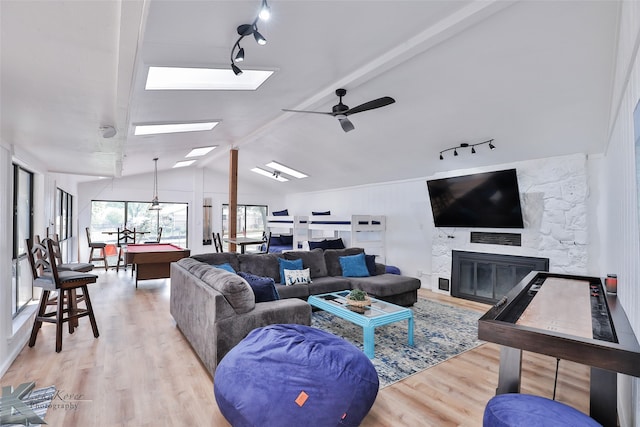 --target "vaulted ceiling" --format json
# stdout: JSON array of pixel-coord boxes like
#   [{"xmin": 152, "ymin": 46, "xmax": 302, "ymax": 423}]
[{"xmin": 1, "ymin": 1, "xmax": 619, "ymax": 193}]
